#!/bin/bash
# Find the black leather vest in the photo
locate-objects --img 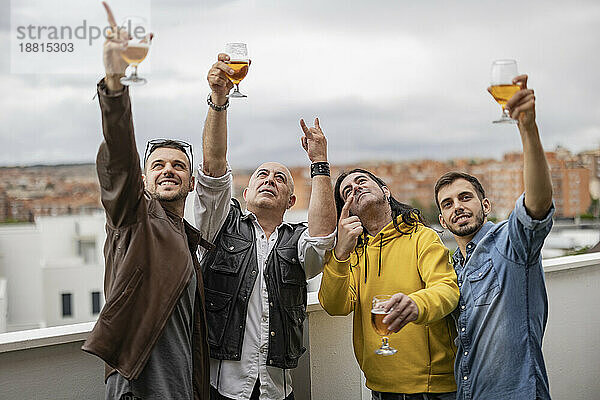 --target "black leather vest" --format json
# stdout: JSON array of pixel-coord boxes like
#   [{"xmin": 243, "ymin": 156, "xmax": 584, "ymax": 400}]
[{"xmin": 201, "ymin": 199, "xmax": 308, "ymax": 369}]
